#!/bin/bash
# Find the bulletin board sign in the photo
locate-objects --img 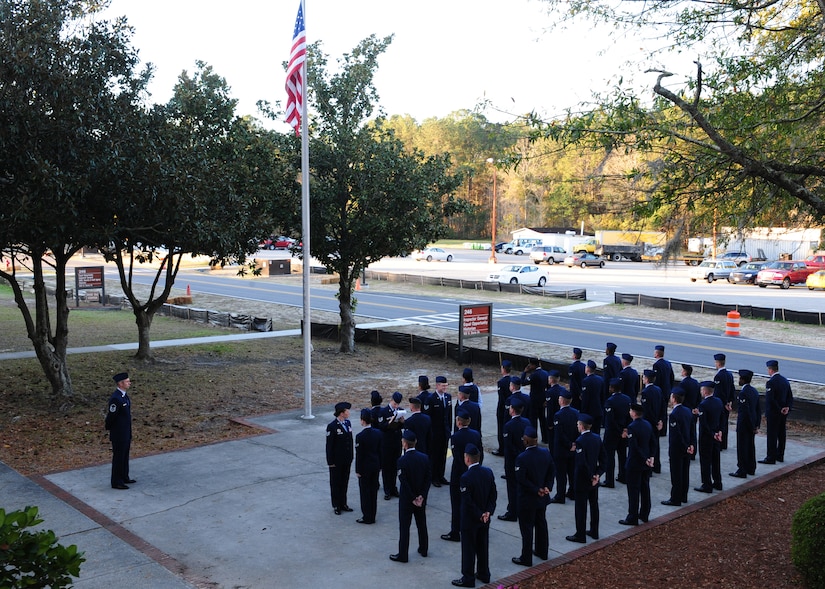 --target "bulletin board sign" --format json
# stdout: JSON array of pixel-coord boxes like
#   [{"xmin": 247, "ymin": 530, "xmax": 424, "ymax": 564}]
[
  {"xmin": 458, "ymin": 303, "xmax": 492, "ymax": 361},
  {"xmin": 75, "ymin": 266, "xmax": 105, "ymax": 307}
]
